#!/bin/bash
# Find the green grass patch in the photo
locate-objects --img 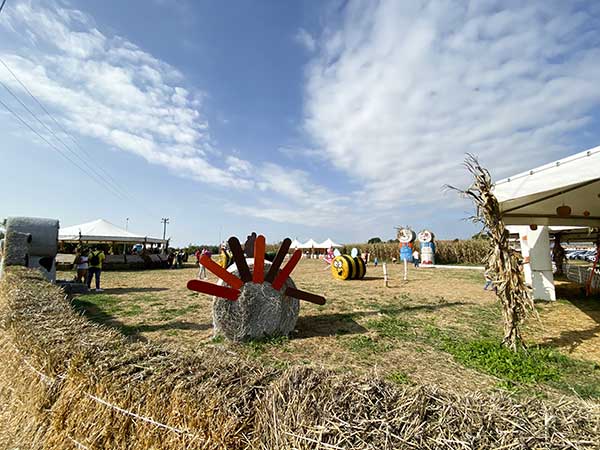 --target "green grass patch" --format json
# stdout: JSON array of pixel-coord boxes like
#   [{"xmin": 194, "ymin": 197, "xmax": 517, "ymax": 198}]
[
  {"xmin": 158, "ymin": 304, "xmax": 200, "ymax": 320},
  {"xmin": 344, "ymin": 335, "xmax": 390, "ymax": 355},
  {"xmin": 121, "ymin": 304, "xmax": 143, "ymax": 317},
  {"xmin": 443, "ymin": 339, "xmax": 600, "ymax": 398},
  {"xmin": 387, "ymin": 370, "xmax": 411, "ymax": 385},
  {"xmin": 72, "ymin": 294, "xmax": 132, "ymax": 319},
  {"xmin": 445, "ymin": 340, "xmax": 562, "ymax": 384},
  {"xmin": 367, "ymin": 316, "xmax": 413, "ymax": 339},
  {"xmin": 244, "ymin": 335, "xmax": 289, "ymax": 357}
]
